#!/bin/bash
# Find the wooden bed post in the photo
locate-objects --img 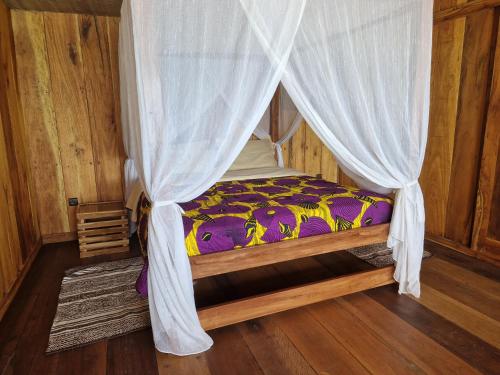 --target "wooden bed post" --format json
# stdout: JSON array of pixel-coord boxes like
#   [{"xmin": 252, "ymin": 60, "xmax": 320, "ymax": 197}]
[{"xmin": 270, "ymin": 85, "xmax": 281, "ymax": 142}]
